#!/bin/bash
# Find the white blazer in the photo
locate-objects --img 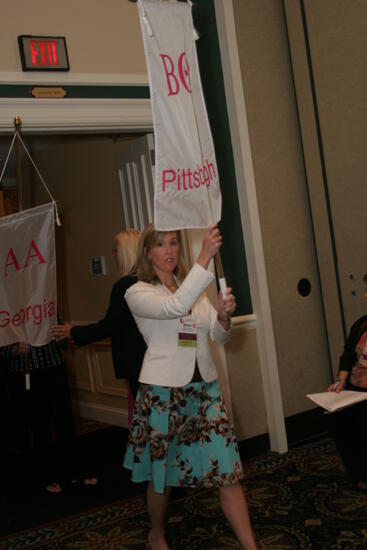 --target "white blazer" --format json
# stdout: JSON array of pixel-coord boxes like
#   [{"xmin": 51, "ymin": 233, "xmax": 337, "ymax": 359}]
[{"xmin": 125, "ymin": 262, "xmax": 230, "ymax": 387}]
